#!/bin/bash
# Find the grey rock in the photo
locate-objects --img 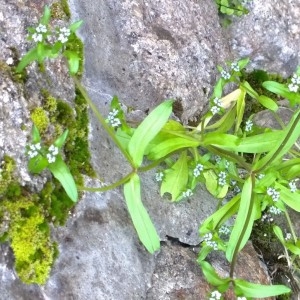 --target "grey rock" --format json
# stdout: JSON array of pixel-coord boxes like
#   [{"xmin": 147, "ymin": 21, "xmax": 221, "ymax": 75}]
[
  {"xmin": 228, "ymin": 0, "xmax": 300, "ymax": 76},
  {"xmin": 69, "ymin": 0, "xmax": 232, "ymax": 122}
]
